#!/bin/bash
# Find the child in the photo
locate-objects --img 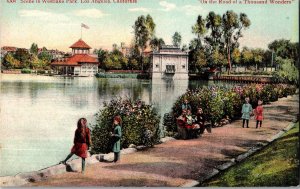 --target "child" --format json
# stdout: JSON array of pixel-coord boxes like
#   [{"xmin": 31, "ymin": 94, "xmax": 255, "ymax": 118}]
[
  {"xmin": 186, "ymin": 109, "xmax": 194, "ymax": 126},
  {"xmin": 255, "ymin": 100, "xmax": 264, "ymax": 128},
  {"xmin": 60, "ymin": 118, "xmax": 91, "ymax": 174},
  {"xmin": 241, "ymin": 97, "xmax": 253, "ymax": 128},
  {"xmin": 111, "ymin": 116, "xmax": 122, "ymax": 163}
]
